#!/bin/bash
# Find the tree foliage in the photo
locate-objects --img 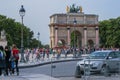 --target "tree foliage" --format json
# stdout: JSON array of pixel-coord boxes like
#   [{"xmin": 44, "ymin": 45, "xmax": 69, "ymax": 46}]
[
  {"xmin": 99, "ymin": 17, "xmax": 120, "ymax": 48},
  {"xmin": 0, "ymin": 14, "xmax": 42, "ymax": 48}
]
